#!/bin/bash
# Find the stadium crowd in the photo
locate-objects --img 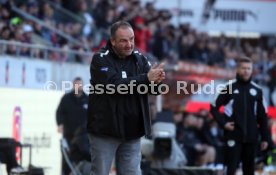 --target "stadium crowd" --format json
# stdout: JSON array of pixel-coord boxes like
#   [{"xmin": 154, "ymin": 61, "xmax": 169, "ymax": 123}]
[{"xmin": 1, "ymin": 0, "xmax": 275, "ymax": 90}]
